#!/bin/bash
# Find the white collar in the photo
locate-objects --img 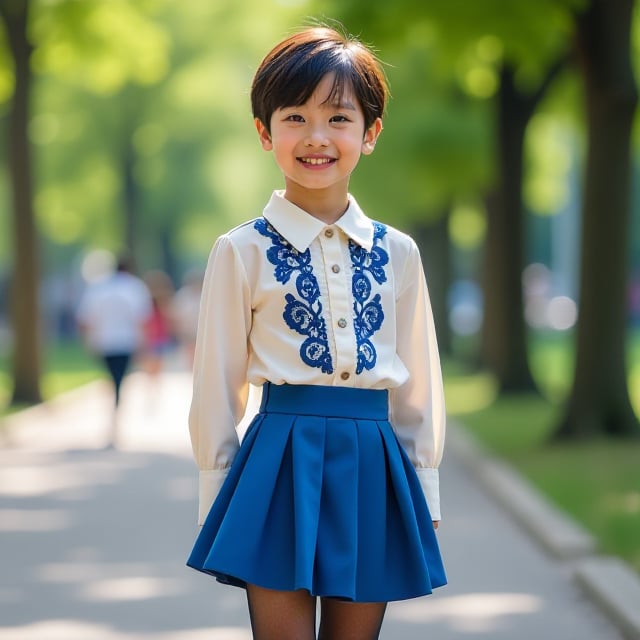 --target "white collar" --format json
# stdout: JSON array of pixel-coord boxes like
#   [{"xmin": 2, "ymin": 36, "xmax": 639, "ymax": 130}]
[{"xmin": 262, "ymin": 190, "xmax": 375, "ymax": 253}]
